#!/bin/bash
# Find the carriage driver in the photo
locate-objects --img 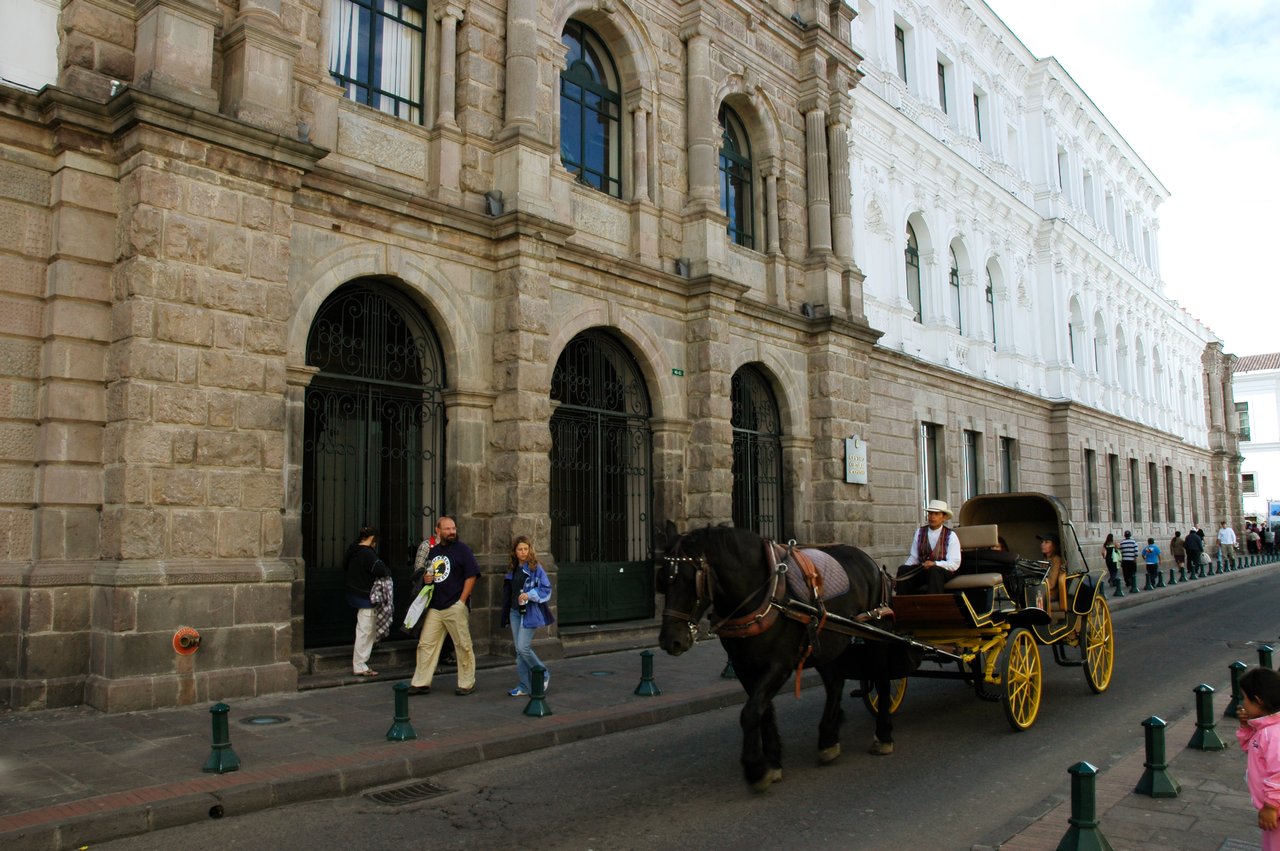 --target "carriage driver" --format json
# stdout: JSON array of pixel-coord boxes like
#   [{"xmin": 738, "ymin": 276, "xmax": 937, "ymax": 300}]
[{"xmin": 896, "ymin": 500, "xmax": 962, "ymax": 594}]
